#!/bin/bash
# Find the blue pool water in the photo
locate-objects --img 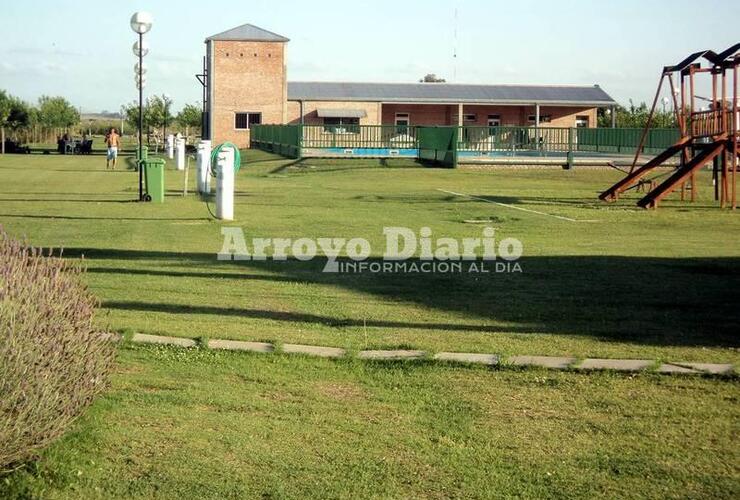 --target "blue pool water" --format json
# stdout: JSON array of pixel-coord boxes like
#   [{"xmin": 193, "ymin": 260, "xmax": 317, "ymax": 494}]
[{"xmin": 320, "ymin": 148, "xmax": 419, "ymax": 157}]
